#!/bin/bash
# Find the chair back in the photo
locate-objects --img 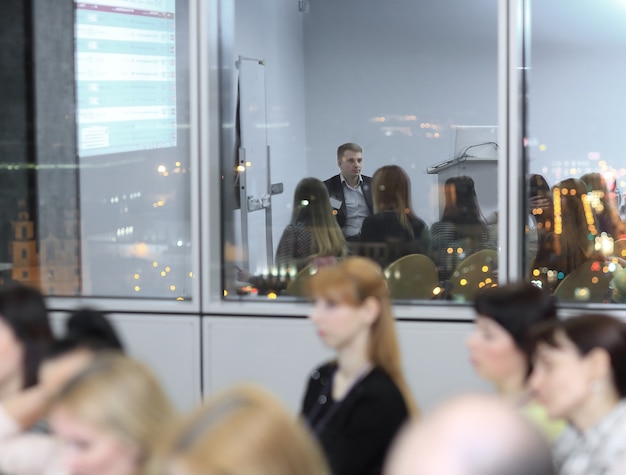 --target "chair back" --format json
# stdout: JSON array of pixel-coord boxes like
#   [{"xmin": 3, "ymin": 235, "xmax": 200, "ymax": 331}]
[
  {"xmin": 284, "ymin": 265, "xmax": 316, "ymax": 297},
  {"xmin": 448, "ymin": 249, "xmax": 498, "ymax": 302},
  {"xmin": 384, "ymin": 254, "xmax": 439, "ymax": 300},
  {"xmin": 554, "ymin": 258, "xmax": 619, "ymax": 303}
]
